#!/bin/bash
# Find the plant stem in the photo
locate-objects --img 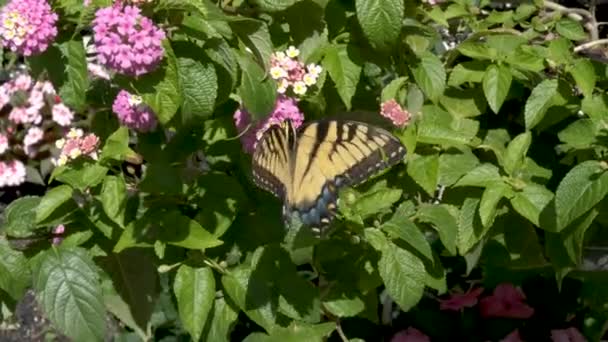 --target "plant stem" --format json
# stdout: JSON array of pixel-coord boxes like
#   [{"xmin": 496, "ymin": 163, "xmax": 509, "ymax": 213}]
[
  {"xmin": 335, "ymin": 319, "xmax": 349, "ymax": 342},
  {"xmin": 574, "ymin": 39, "xmax": 608, "ymax": 52}
]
